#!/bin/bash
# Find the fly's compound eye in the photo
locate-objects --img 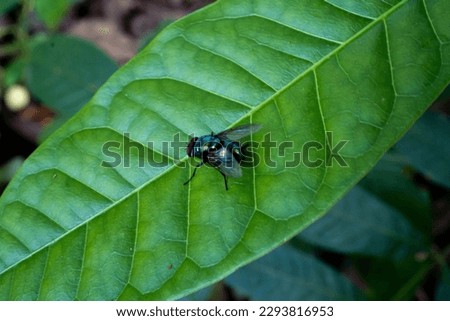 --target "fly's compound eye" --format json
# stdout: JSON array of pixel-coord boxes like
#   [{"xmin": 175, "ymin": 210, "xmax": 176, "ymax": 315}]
[{"xmin": 186, "ymin": 137, "xmax": 198, "ymax": 157}]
